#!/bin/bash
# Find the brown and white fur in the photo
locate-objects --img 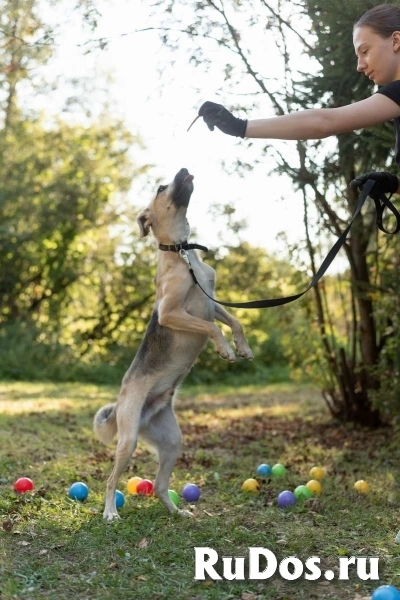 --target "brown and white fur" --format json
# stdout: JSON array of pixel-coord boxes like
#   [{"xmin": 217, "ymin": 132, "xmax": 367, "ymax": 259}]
[{"xmin": 93, "ymin": 168, "xmax": 253, "ymax": 521}]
